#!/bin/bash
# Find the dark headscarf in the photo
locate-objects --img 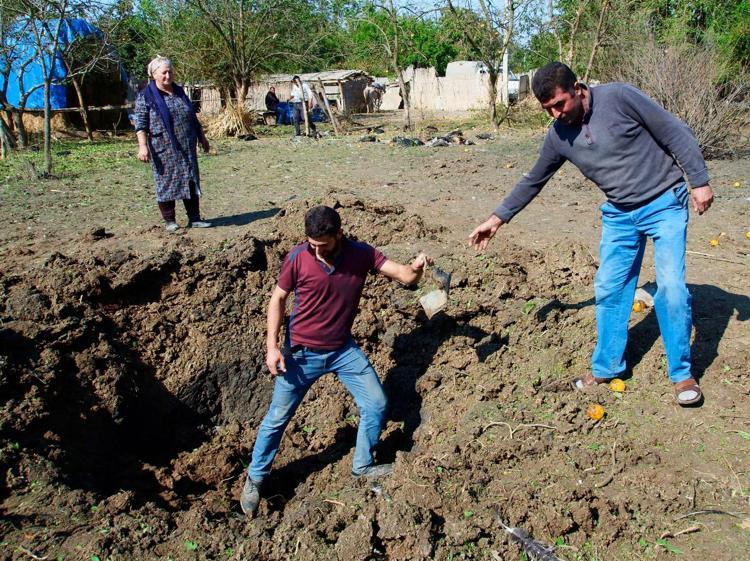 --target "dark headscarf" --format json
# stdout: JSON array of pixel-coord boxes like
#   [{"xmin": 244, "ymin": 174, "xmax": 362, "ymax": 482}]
[{"xmin": 142, "ymin": 80, "xmax": 202, "ymax": 152}]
